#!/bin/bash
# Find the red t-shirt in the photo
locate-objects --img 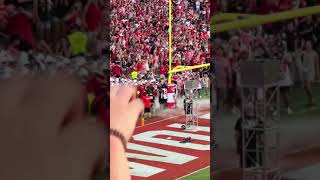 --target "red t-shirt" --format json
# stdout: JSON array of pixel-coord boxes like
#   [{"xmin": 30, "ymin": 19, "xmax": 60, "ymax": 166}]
[
  {"xmin": 137, "ymin": 62, "xmax": 143, "ymax": 72},
  {"xmin": 173, "ymin": 59, "xmax": 179, "ymax": 68},
  {"xmin": 159, "ymin": 66, "xmax": 167, "ymax": 75},
  {"xmin": 142, "ymin": 95, "xmax": 152, "ymax": 108},
  {"xmin": 112, "ymin": 65, "xmax": 121, "ymax": 76},
  {"xmin": 200, "ymin": 52, "xmax": 209, "ymax": 58},
  {"xmin": 5, "ymin": 12, "xmax": 35, "ymax": 48},
  {"xmin": 86, "ymin": 2, "xmax": 102, "ymax": 32},
  {"xmin": 137, "ymin": 86, "xmax": 146, "ymax": 98}
]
